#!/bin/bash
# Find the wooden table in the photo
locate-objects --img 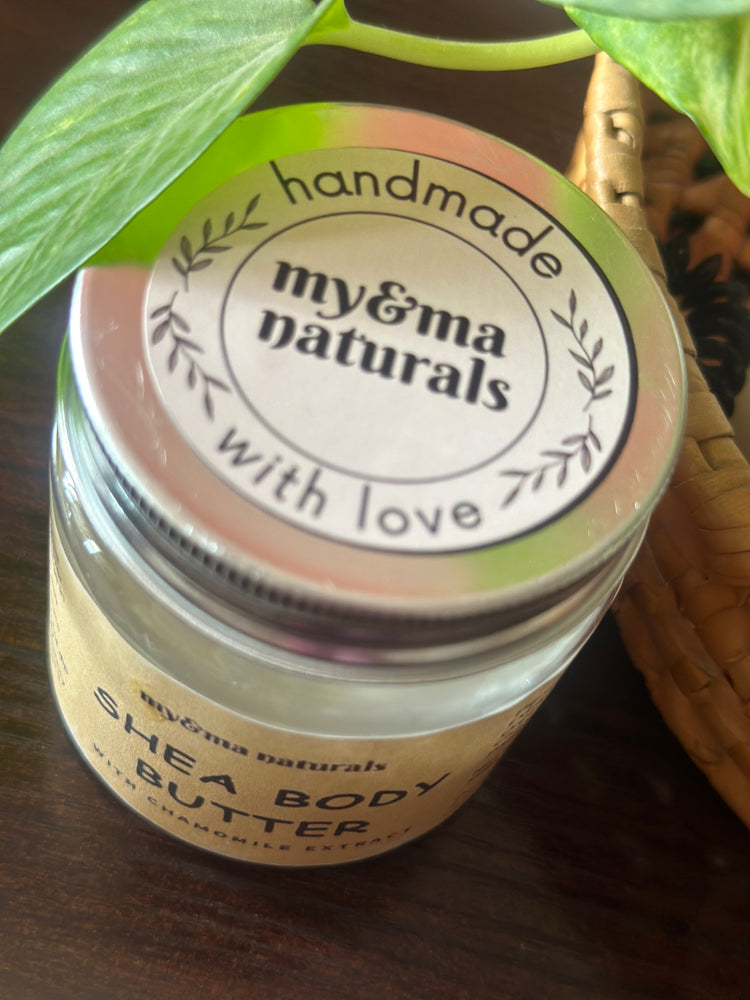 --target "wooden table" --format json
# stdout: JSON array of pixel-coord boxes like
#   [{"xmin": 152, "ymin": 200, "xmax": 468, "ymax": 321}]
[{"xmin": 1, "ymin": 3, "xmax": 748, "ymax": 998}]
